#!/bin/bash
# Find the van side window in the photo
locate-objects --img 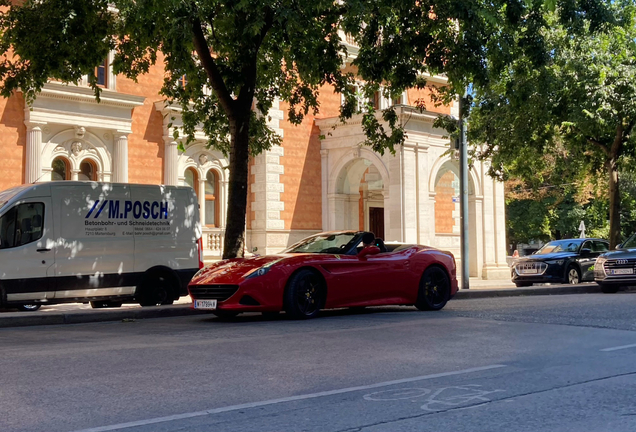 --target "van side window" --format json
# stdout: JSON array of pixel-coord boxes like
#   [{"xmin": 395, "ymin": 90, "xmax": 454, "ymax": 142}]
[{"xmin": 0, "ymin": 202, "xmax": 45, "ymax": 249}]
